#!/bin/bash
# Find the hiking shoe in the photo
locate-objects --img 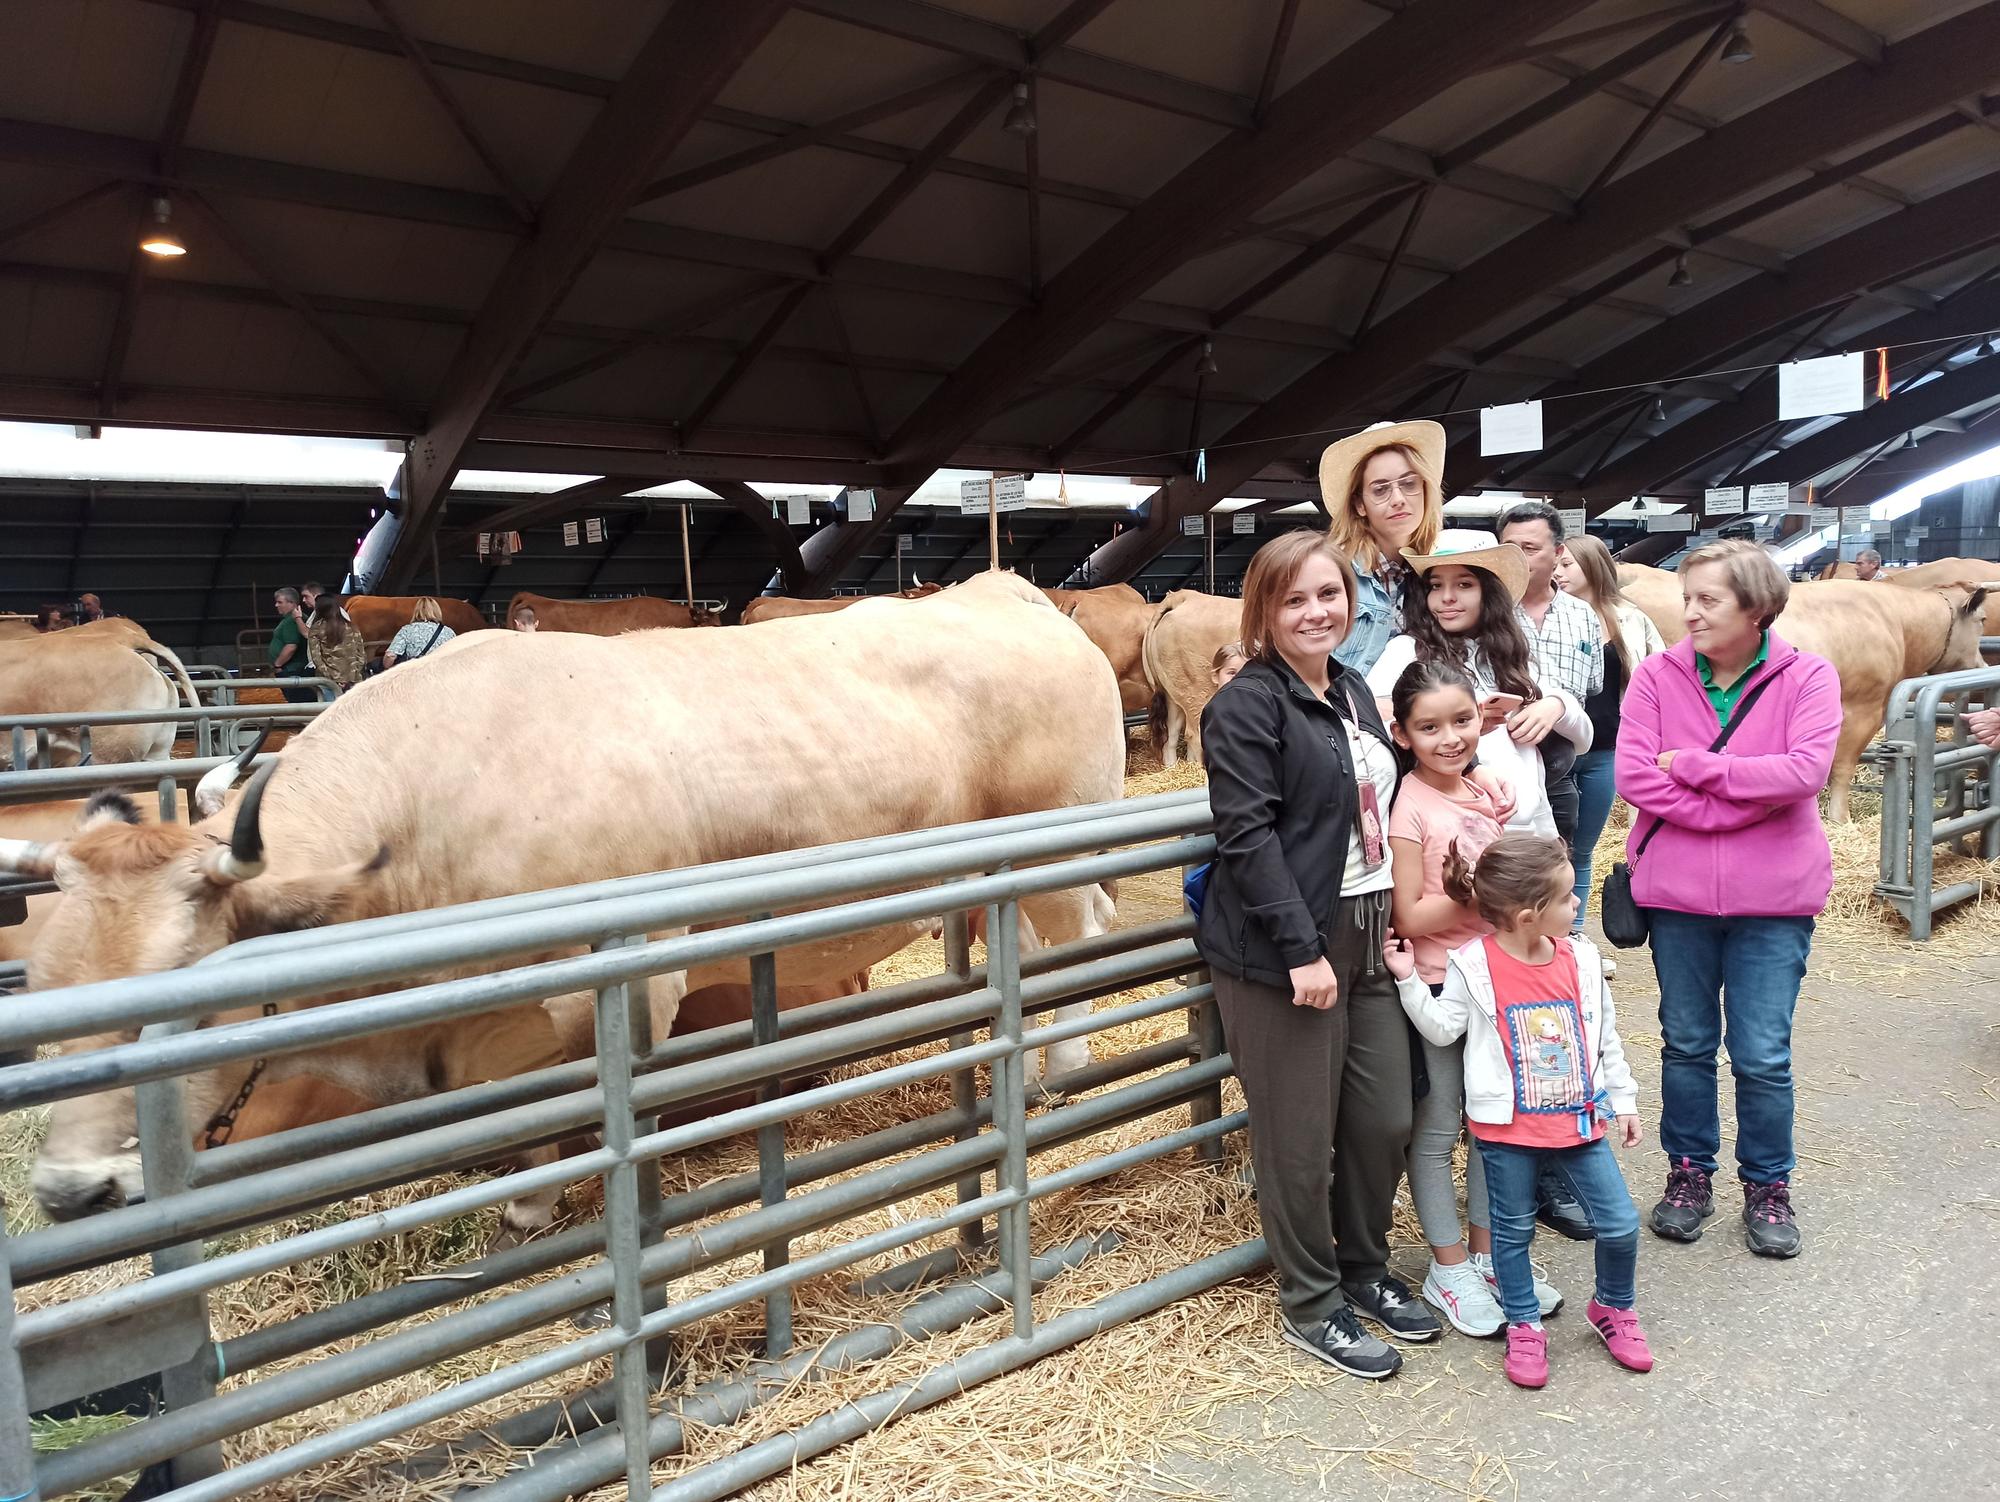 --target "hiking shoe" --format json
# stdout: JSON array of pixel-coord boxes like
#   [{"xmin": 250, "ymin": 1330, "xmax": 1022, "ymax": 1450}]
[
  {"xmin": 1503, "ymin": 1323, "xmax": 1548, "ymax": 1389},
  {"xmin": 1743, "ymin": 1179, "xmax": 1802, "ymax": 1258},
  {"xmin": 1421, "ymin": 1259, "xmax": 1504, "ymax": 1338},
  {"xmin": 1650, "ymin": 1157, "xmax": 1715, "ymax": 1243},
  {"xmin": 1344, "ymin": 1275, "xmax": 1442, "ymax": 1343},
  {"xmin": 1536, "ymin": 1164, "xmax": 1595, "ymax": 1240},
  {"xmin": 1470, "ymin": 1251, "xmax": 1563, "ymax": 1319},
  {"xmin": 1281, "ymin": 1306, "xmax": 1402, "ymax": 1380},
  {"xmin": 1586, "ymin": 1300, "xmax": 1654, "ymax": 1373}
]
